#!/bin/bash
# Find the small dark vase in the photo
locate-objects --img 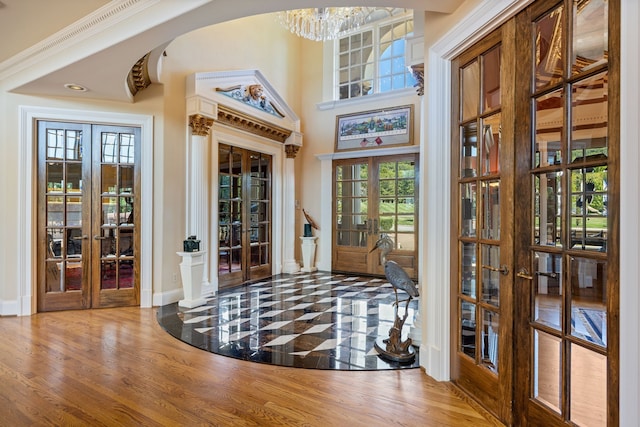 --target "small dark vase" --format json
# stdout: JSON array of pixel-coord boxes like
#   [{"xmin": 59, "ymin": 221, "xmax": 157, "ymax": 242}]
[{"xmin": 303, "ymin": 223, "xmax": 313, "ymax": 237}]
